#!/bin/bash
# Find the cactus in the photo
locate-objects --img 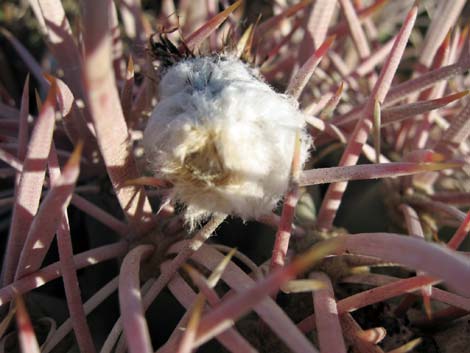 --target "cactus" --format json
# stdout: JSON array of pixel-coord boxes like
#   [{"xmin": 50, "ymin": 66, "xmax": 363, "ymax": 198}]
[{"xmin": 0, "ymin": 1, "xmax": 470, "ymax": 352}]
